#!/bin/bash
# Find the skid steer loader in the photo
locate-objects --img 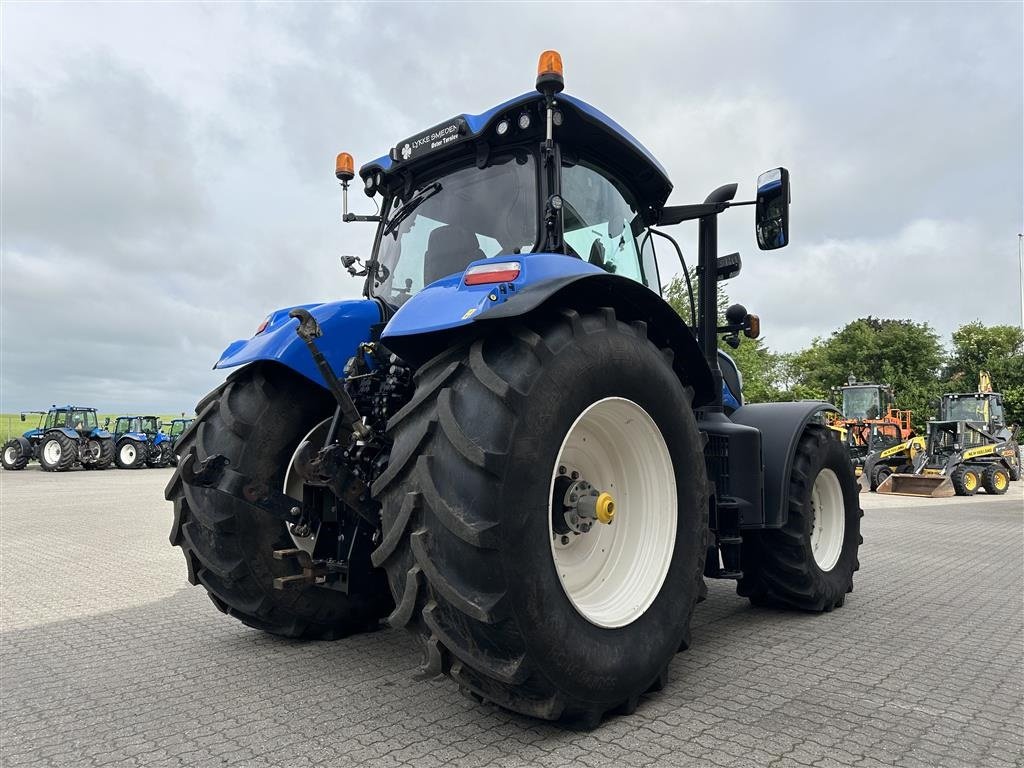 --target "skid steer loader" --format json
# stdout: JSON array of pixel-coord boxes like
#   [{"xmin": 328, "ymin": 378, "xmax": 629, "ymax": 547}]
[{"xmin": 878, "ymin": 379, "xmax": 1020, "ymax": 497}]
